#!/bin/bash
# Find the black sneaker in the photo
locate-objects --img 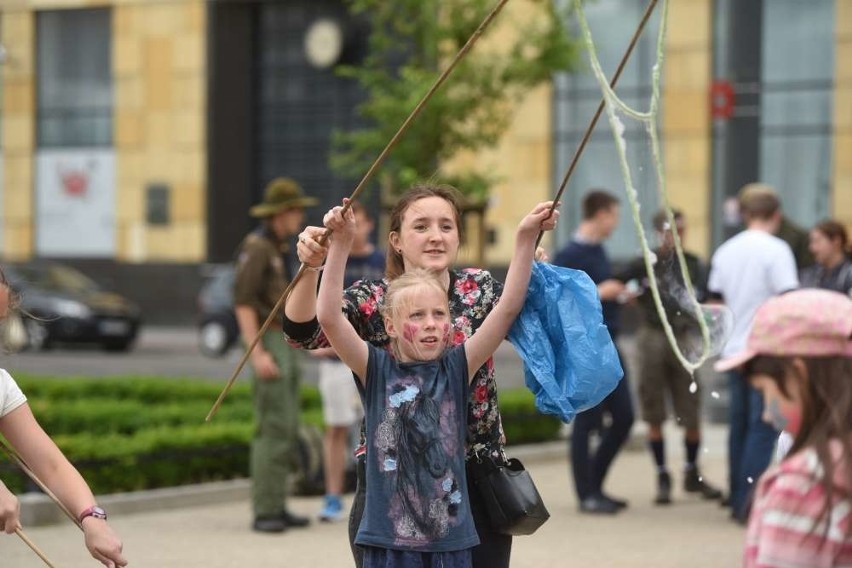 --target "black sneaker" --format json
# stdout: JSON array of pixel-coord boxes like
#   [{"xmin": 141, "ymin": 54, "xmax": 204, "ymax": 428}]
[
  {"xmin": 280, "ymin": 510, "xmax": 311, "ymax": 528},
  {"xmin": 600, "ymin": 493, "xmax": 629, "ymax": 510},
  {"xmin": 253, "ymin": 515, "xmax": 288, "ymax": 533},
  {"xmin": 655, "ymin": 471, "xmax": 672, "ymax": 505},
  {"xmin": 579, "ymin": 495, "xmax": 620, "ymax": 515},
  {"xmin": 684, "ymin": 469, "xmax": 723, "ymax": 500}
]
